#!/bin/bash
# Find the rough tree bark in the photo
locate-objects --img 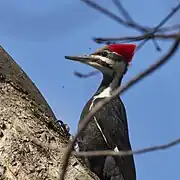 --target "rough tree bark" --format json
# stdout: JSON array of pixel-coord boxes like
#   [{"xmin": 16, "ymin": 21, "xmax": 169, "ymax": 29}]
[{"xmin": 0, "ymin": 46, "xmax": 99, "ymax": 180}]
